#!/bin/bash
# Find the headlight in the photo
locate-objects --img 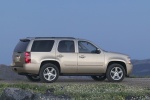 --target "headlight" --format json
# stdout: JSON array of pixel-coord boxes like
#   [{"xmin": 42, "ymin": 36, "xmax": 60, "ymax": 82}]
[{"xmin": 127, "ymin": 57, "xmax": 131, "ymax": 64}]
